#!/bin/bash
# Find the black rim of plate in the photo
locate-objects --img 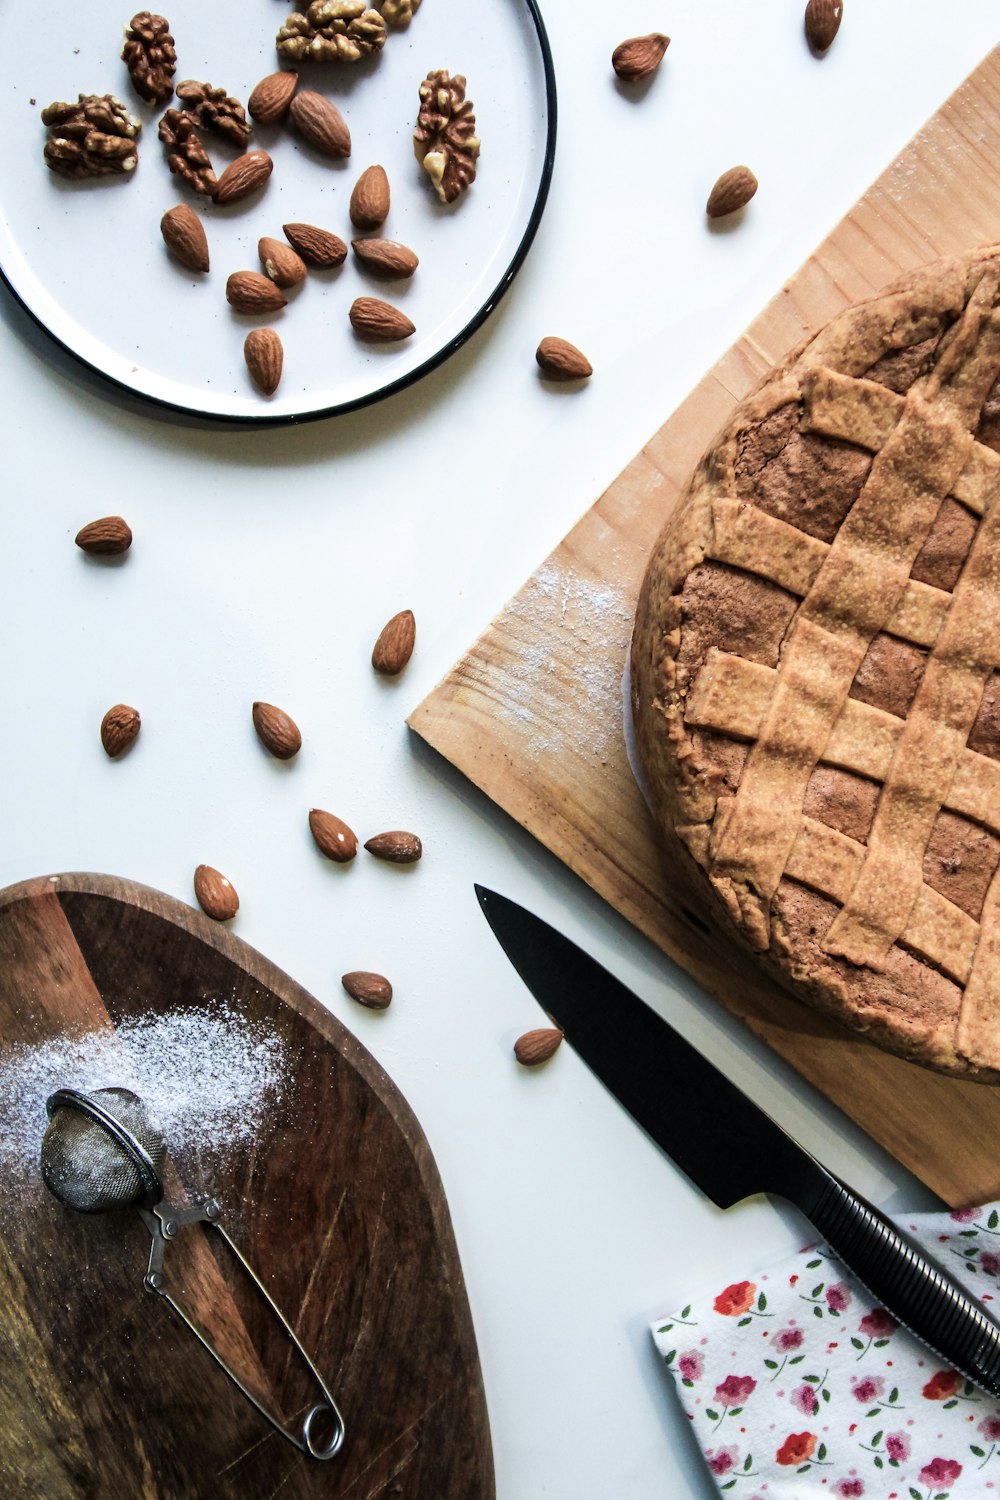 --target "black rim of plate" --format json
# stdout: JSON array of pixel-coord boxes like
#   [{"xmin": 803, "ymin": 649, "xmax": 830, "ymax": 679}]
[{"xmin": 0, "ymin": 0, "xmax": 558, "ymax": 429}]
